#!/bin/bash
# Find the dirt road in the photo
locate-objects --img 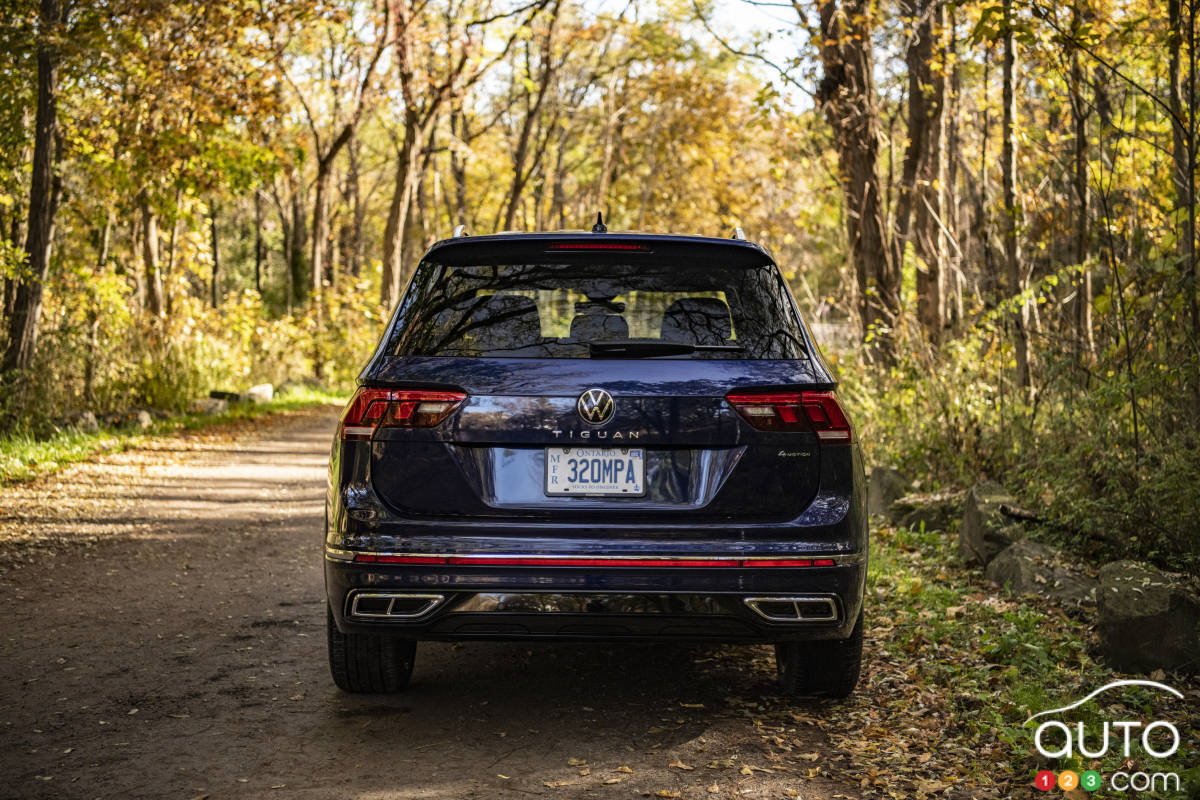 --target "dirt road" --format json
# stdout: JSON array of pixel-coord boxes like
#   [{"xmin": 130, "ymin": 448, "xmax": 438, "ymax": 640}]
[{"xmin": 0, "ymin": 407, "xmax": 857, "ymax": 800}]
